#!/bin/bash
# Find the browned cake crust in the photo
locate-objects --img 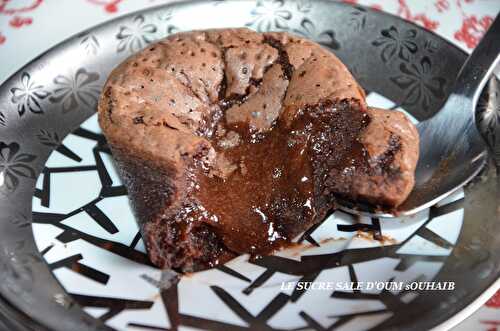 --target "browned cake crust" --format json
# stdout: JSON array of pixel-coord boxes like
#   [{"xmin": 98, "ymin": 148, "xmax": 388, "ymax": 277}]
[{"xmin": 98, "ymin": 28, "xmax": 419, "ymax": 272}]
